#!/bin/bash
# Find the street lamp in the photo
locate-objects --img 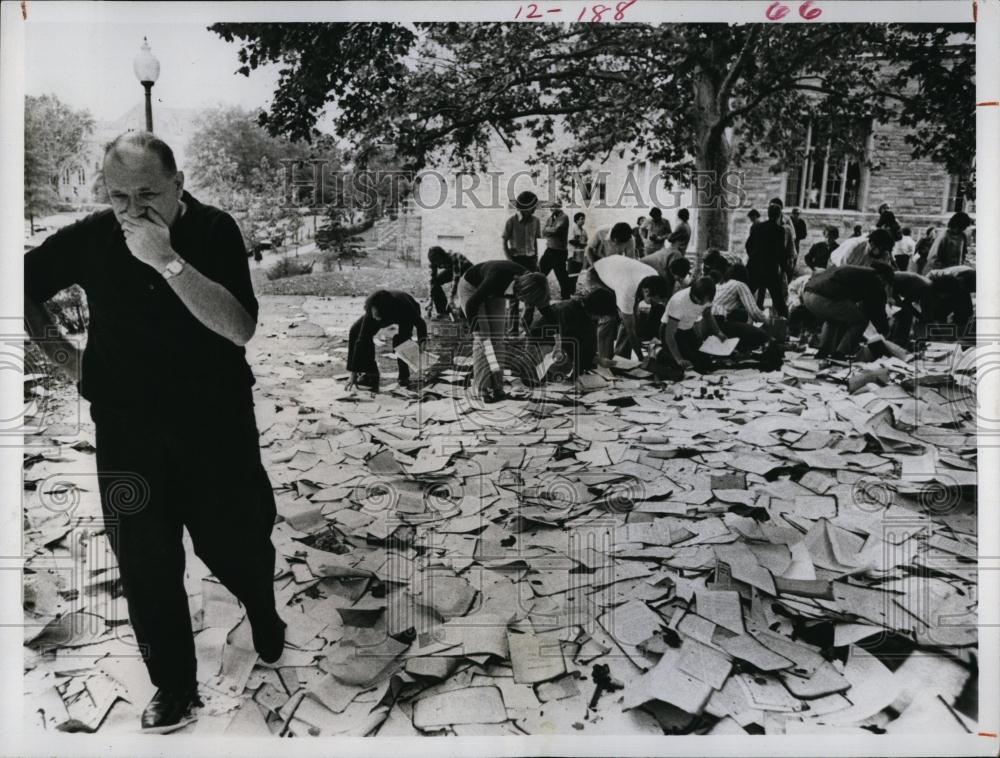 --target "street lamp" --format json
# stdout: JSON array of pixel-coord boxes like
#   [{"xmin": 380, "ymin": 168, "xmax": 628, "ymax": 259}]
[{"xmin": 132, "ymin": 37, "xmax": 160, "ymax": 132}]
